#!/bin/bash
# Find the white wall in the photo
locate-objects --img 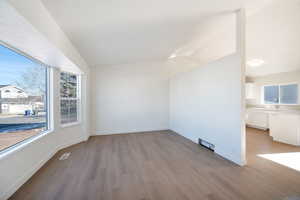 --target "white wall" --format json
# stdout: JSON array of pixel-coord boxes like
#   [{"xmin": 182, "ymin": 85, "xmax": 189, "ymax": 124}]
[
  {"xmin": 7, "ymin": 0, "xmax": 89, "ymax": 73},
  {"xmin": 90, "ymin": 10, "xmax": 245, "ymax": 166},
  {"xmin": 247, "ymin": 70, "xmax": 300, "ymax": 110},
  {"xmin": 91, "ymin": 62, "xmax": 169, "ymax": 135},
  {"xmin": 170, "ymin": 54, "xmax": 245, "ymax": 165},
  {"xmin": 0, "ymin": 1, "xmax": 90, "ymax": 199},
  {"xmin": 0, "ymin": 68, "xmax": 89, "ymax": 200},
  {"xmin": 0, "ymin": 4, "xmax": 245, "ymax": 199}
]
